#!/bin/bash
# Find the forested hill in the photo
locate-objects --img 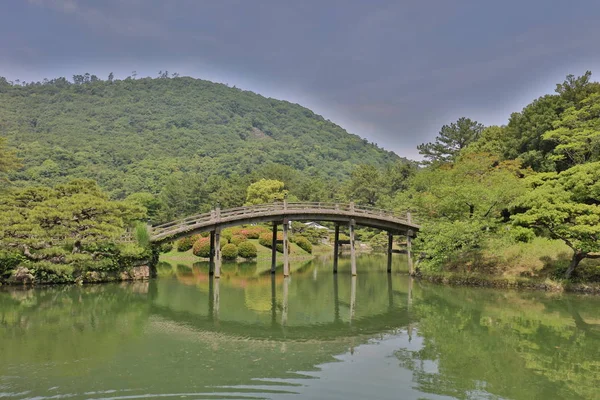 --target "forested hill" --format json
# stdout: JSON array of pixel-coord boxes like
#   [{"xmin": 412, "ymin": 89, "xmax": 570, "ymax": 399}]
[{"xmin": 0, "ymin": 75, "xmax": 400, "ymax": 198}]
